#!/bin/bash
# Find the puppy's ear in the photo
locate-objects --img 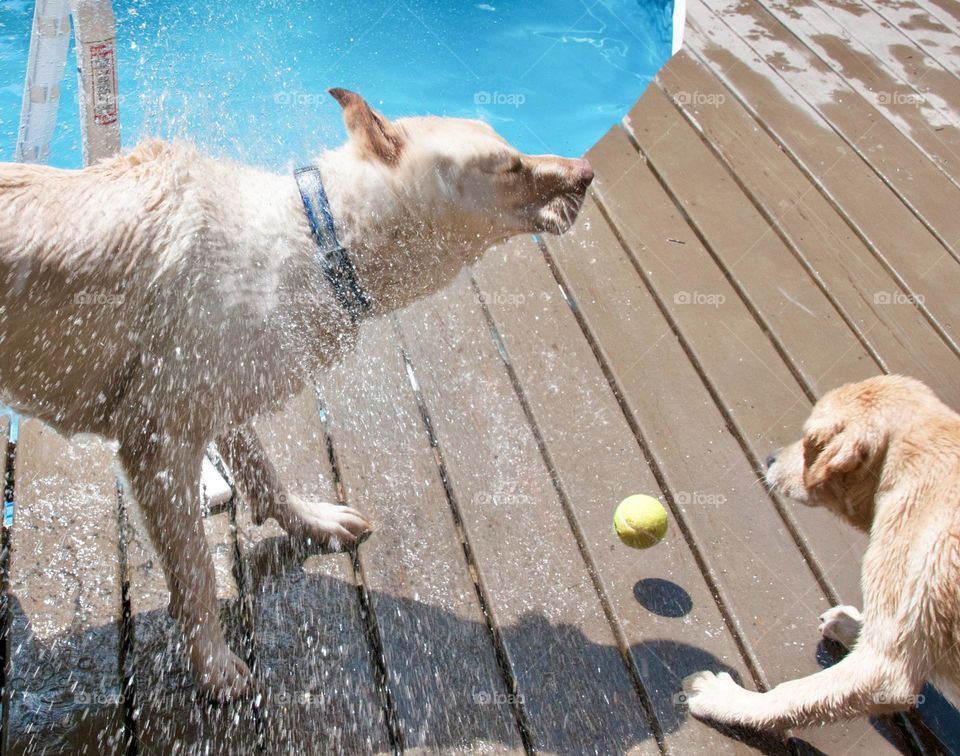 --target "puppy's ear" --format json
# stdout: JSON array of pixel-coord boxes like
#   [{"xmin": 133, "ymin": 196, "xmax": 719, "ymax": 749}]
[
  {"xmin": 329, "ymin": 88, "xmax": 404, "ymax": 164},
  {"xmin": 802, "ymin": 424, "xmax": 866, "ymax": 489}
]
